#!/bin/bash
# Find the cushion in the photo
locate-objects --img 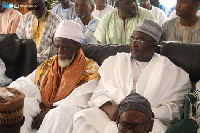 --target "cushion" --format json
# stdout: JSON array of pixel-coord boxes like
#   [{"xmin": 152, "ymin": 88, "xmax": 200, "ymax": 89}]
[{"xmin": 82, "ymin": 44, "xmax": 130, "ymax": 65}]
